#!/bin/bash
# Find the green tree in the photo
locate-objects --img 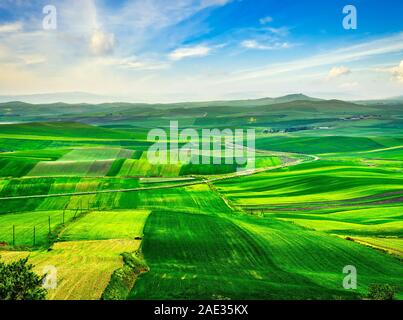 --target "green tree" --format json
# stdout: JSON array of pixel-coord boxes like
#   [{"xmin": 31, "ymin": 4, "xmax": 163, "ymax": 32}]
[
  {"xmin": 0, "ymin": 257, "xmax": 47, "ymax": 300},
  {"xmin": 367, "ymin": 284, "xmax": 396, "ymax": 300}
]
